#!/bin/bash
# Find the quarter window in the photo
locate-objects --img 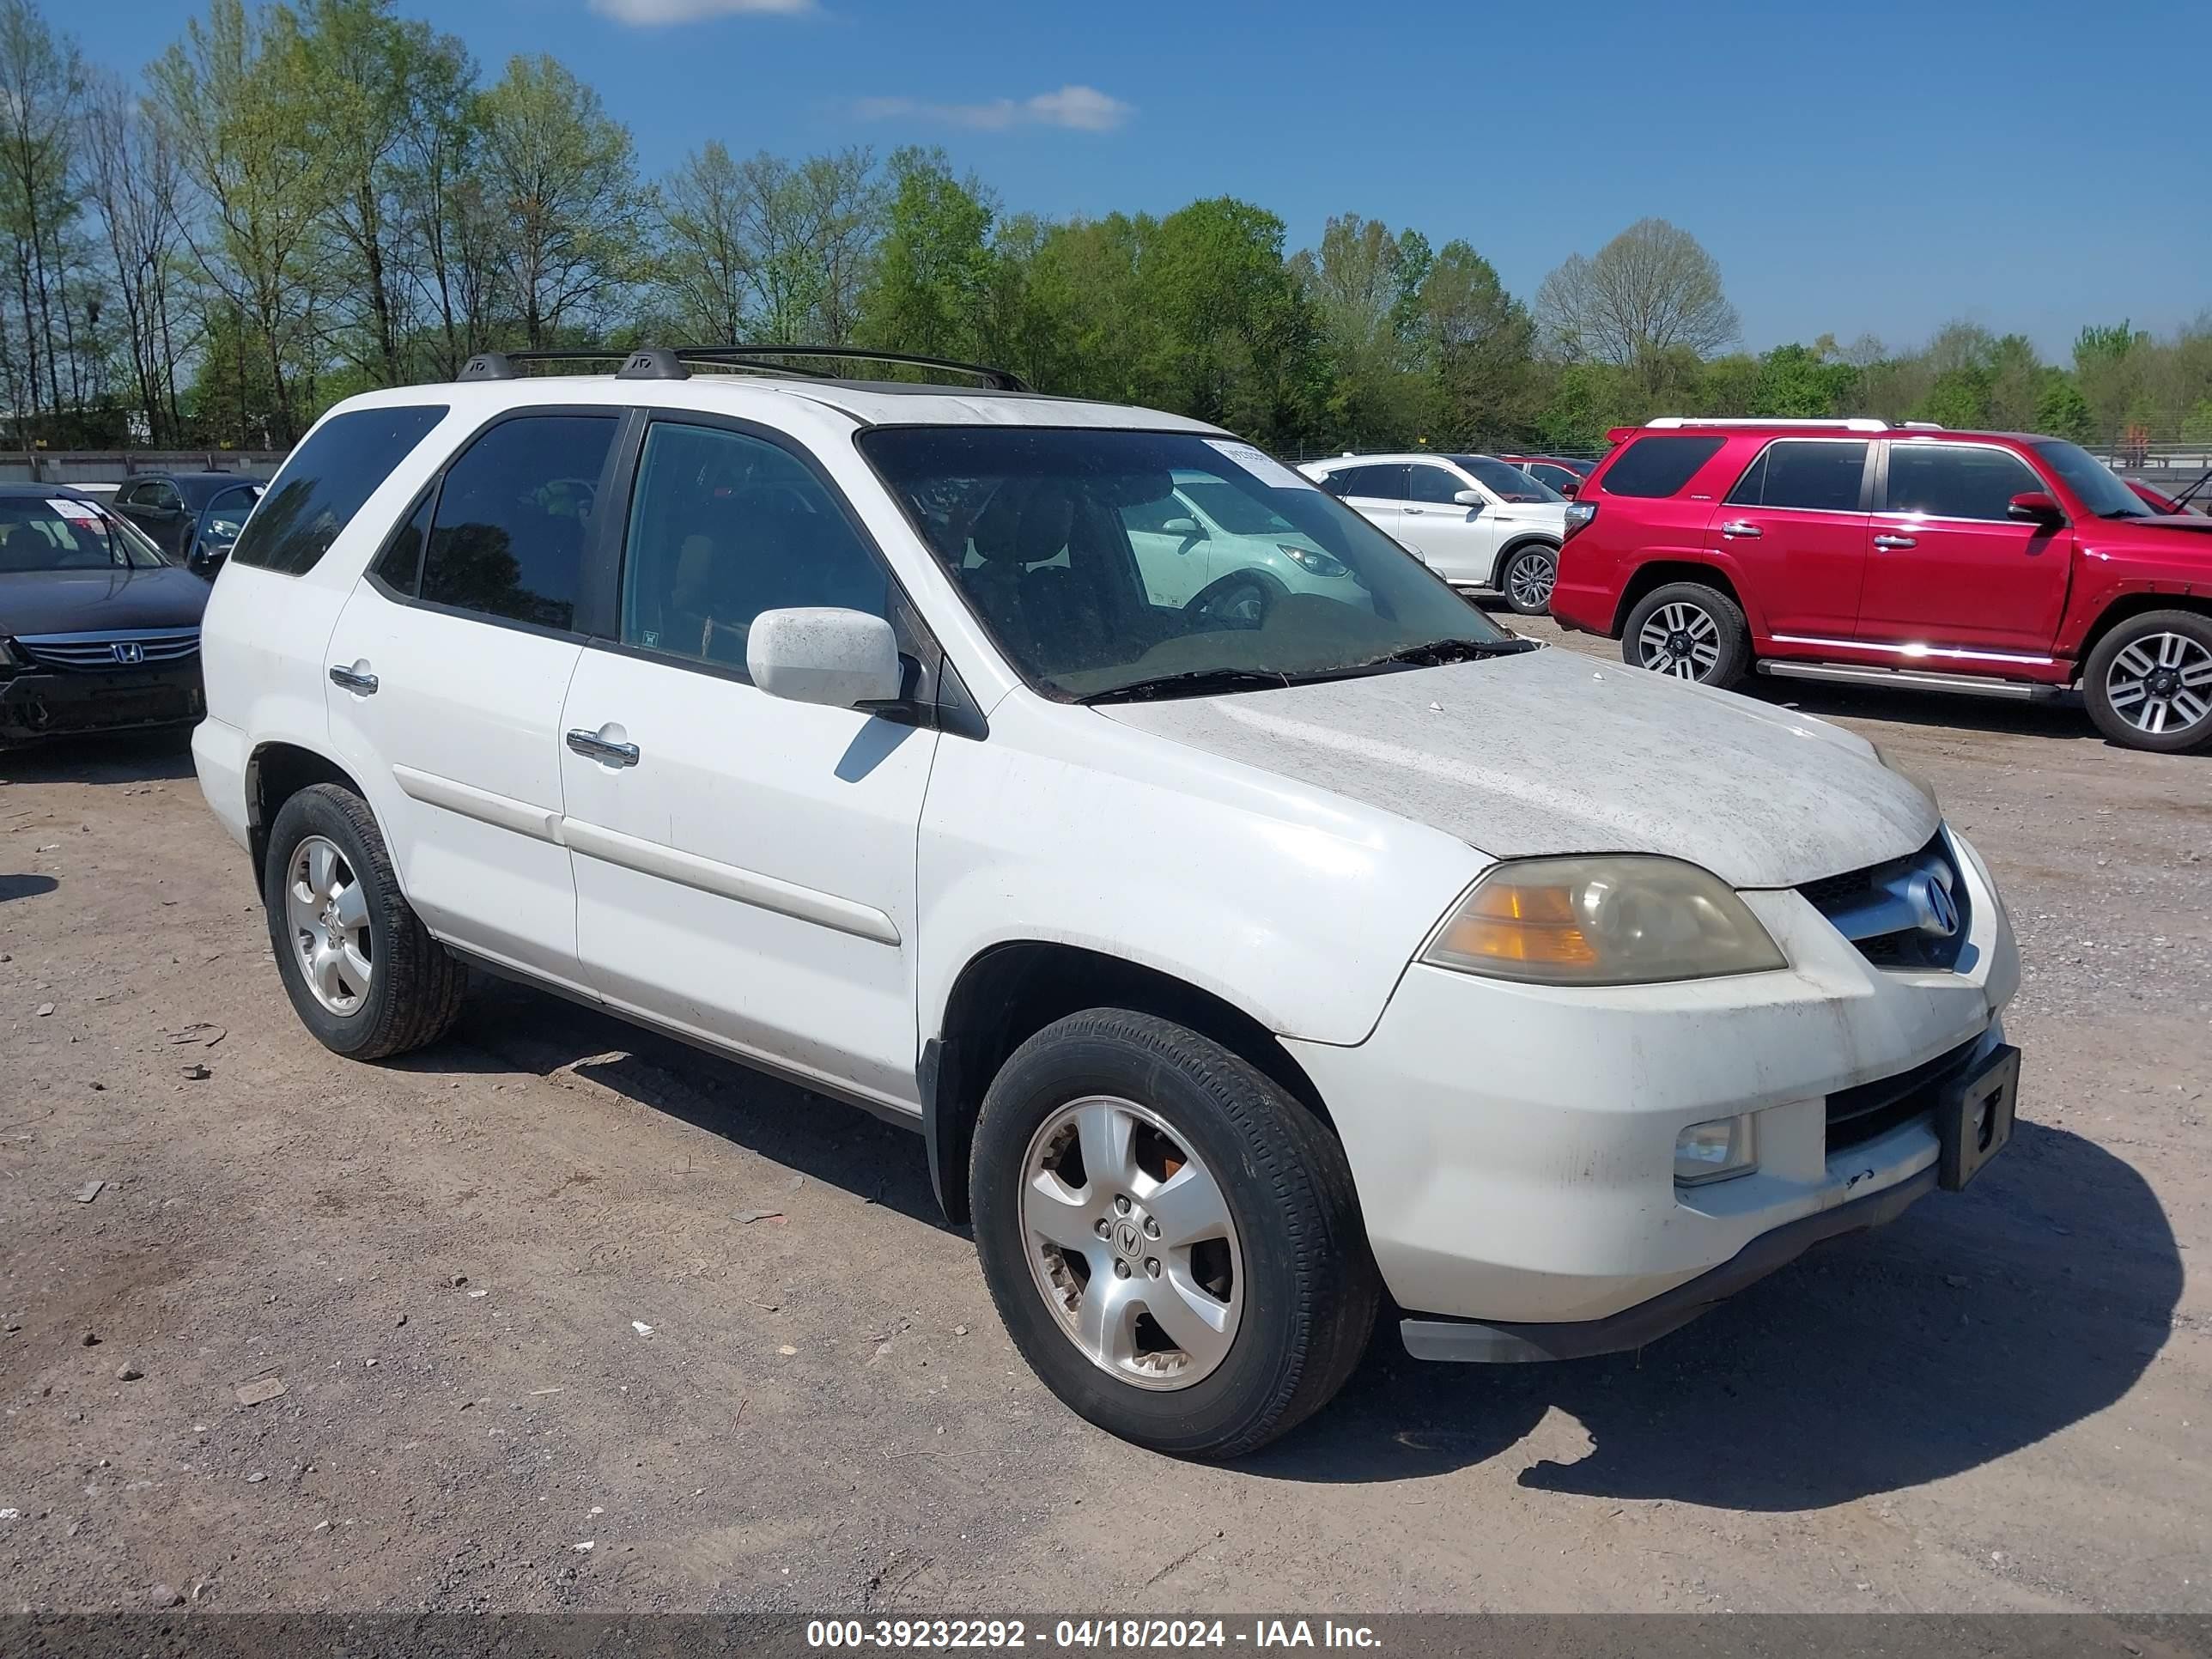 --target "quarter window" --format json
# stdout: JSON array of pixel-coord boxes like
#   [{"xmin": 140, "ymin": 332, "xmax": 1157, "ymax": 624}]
[
  {"xmin": 1599, "ymin": 435, "xmax": 1726, "ymax": 499},
  {"xmin": 1727, "ymin": 441, "xmax": 1869, "ymax": 512},
  {"xmin": 1885, "ymin": 443, "xmax": 2043, "ymax": 522},
  {"xmin": 231, "ymin": 404, "xmax": 448, "ymax": 576},
  {"xmin": 419, "ymin": 414, "xmax": 617, "ymax": 631},
  {"xmin": 618, "ymin": 422, "xmax": 890, "ymax": 670}
]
